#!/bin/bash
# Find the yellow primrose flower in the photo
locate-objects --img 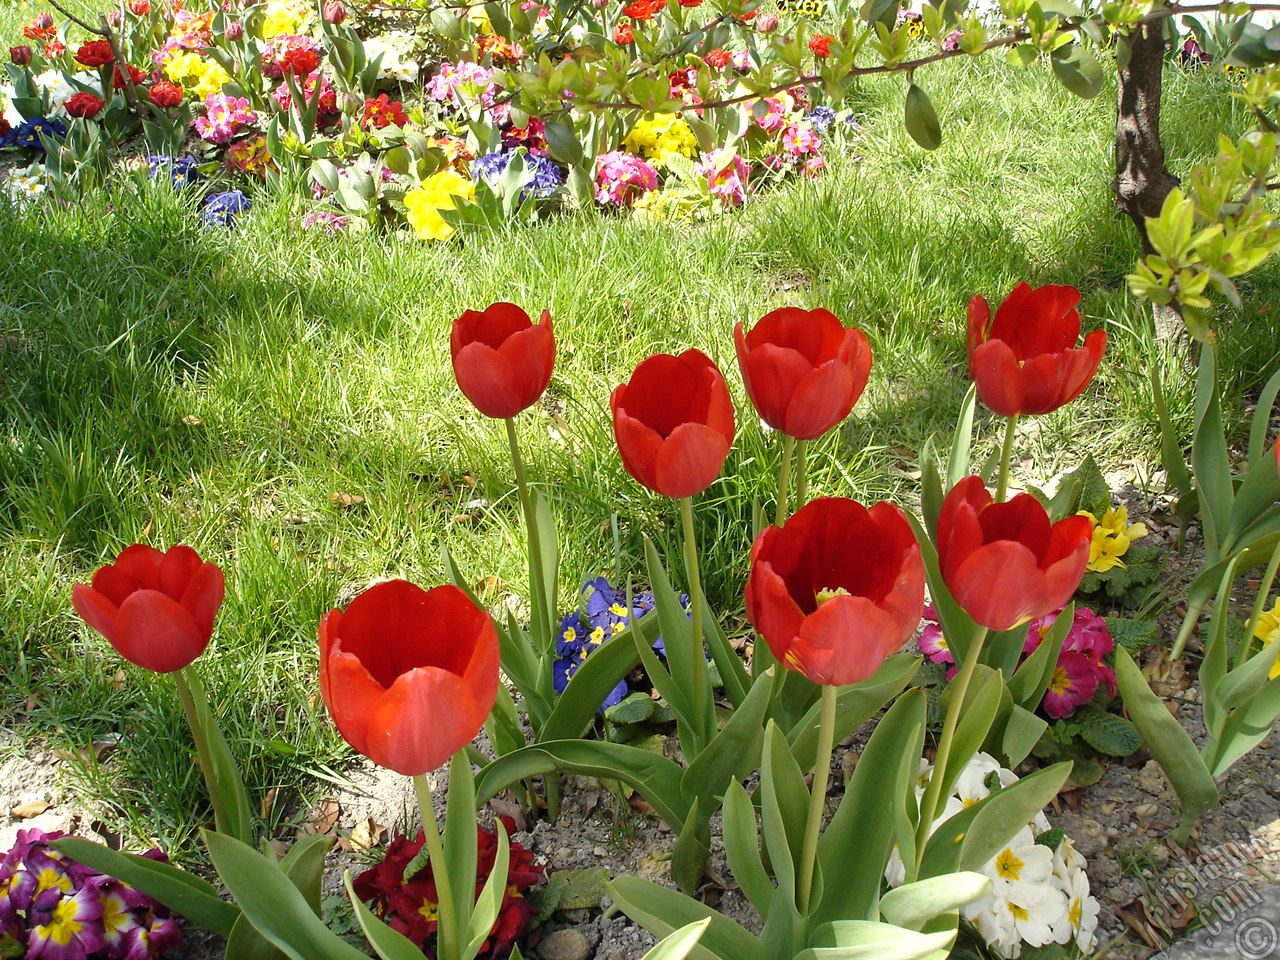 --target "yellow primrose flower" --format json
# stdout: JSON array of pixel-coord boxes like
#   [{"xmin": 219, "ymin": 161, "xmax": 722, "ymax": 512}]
[
  {"xmin": 623, "ymin": 114, "xmax": 697, "ymax": 169},
  {"xmin": 405, "ymin": 170, "xmax": 475, "ymax": 241},
  {"xmin": 1252, "ymin": 598, "xmax": 1280, "ymax": 680},
  {"xmin": 468, "ymin": 5, "xmax": 495, "ymax": 34},
  {"xmin": 1077, "ymin": 505, "xmax": 1147, "ymax": 573},
  {"xmin": 261, "ymin": 0, "xmax": 310, "ymax": 39}
]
